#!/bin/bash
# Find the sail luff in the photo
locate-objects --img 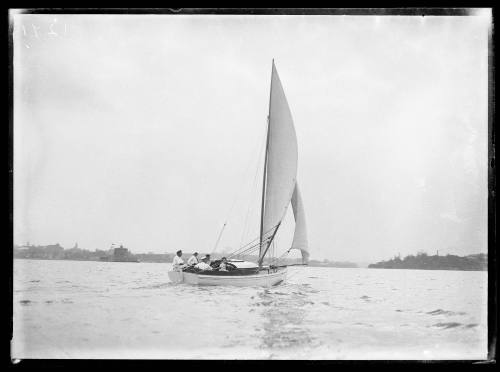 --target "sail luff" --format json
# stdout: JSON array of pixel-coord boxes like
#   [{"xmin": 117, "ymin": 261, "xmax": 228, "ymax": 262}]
[
  {"xmin": 258, "ymin": 61, "xmax": 298, "ymax": 266},
  {"xmin": 259, "ymin": 66, "xmax": 273, "ymax": 261},
  {"xmin": 259, "ymin": 61, "xmax": 273, "ymax": 266}
]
